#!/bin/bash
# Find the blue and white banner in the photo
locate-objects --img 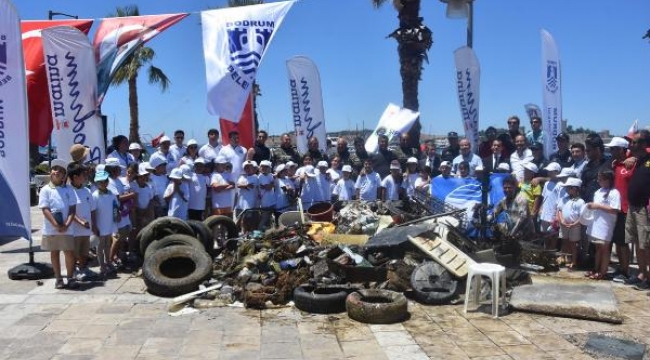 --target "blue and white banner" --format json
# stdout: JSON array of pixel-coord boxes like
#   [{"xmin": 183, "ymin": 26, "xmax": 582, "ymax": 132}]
[
  {"xmin": 42, "ymin": 26, "xmax": 105, "ymax": 164},
  {"xmin": 202, "ymin": 1, "xmax": 294, "ymax": 122},
  {"xmin": 365, "ymin": 103, "xmax": 419, "ymax": 154},
  {"xmin": 431, "ymin": 173, "xmax": 507, "ymax": 234},
  {"xmin": 541, "ymin": 29, "xmax": 561, "ymax": 159},
  {"xmin": 0, "ymin": 0, "xmax": 31, "ymax": 240},
  {"xmin": 454, "ymin": 46, "xmax": 480, "ymax": 151},
  {"xmin": 286, "ymin": 55, "xmax": 327, "ymax": 154}
]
